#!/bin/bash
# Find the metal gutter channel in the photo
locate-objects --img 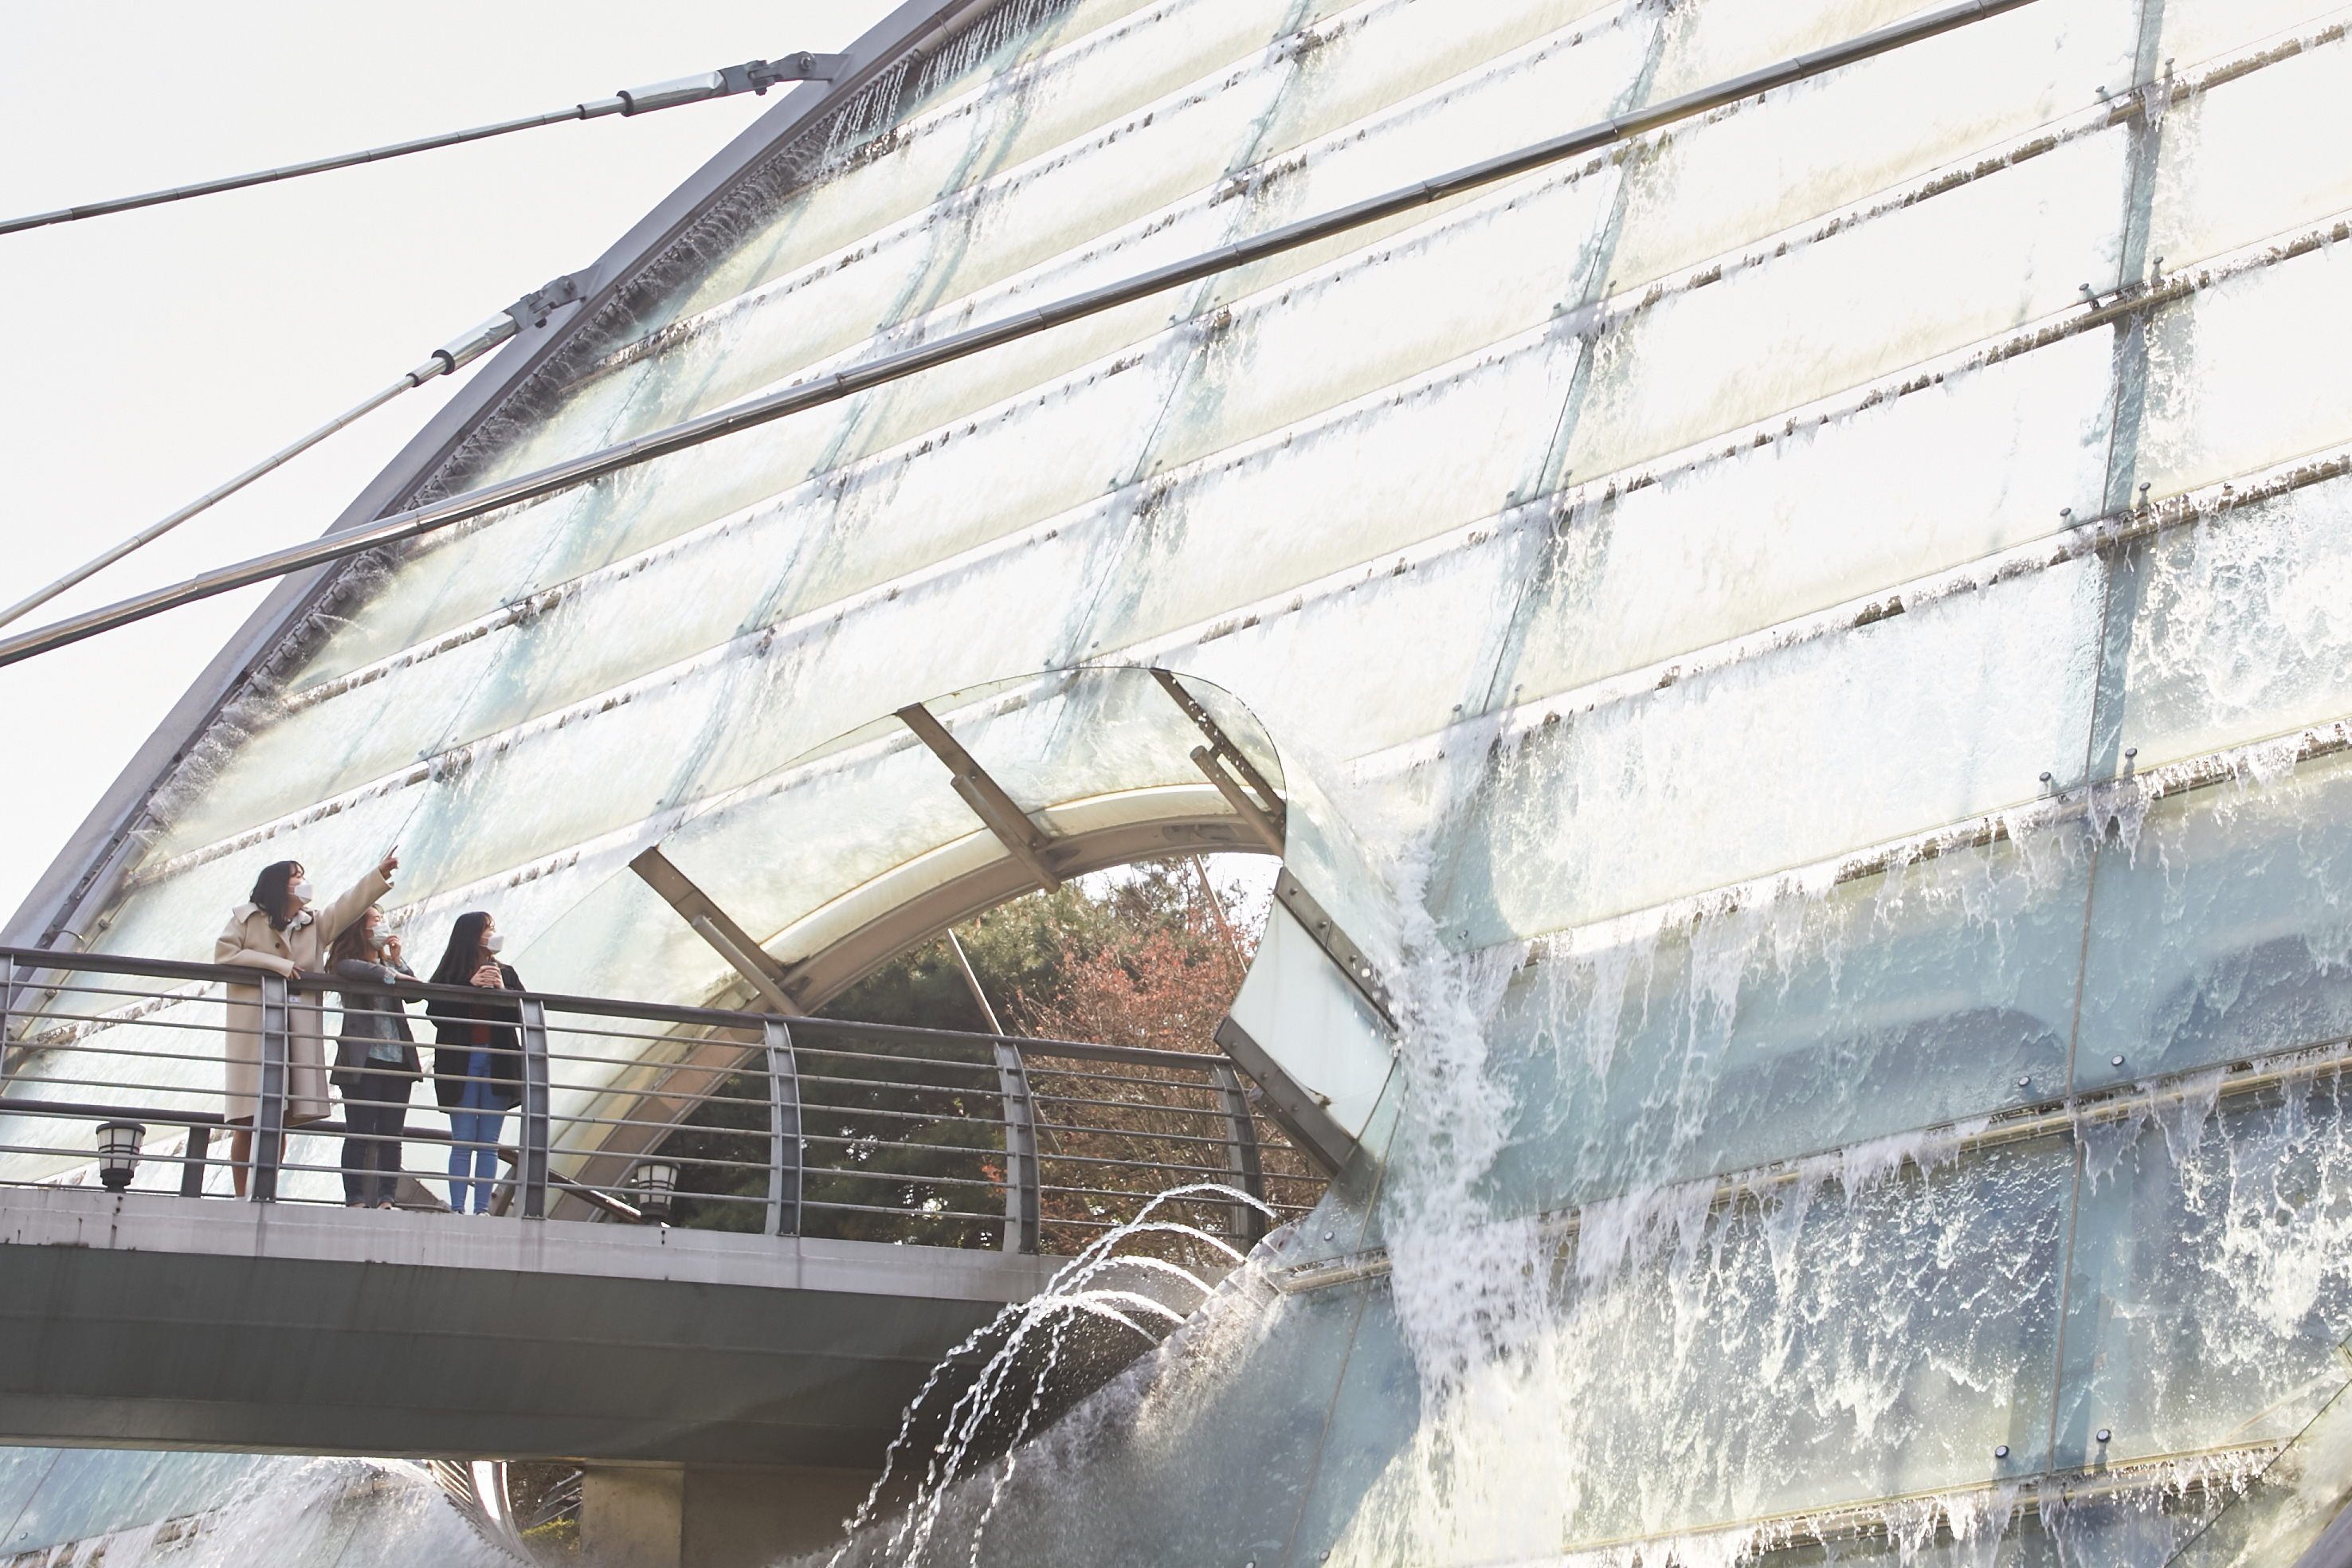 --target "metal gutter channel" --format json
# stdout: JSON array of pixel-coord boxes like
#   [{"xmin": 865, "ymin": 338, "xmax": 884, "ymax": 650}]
[{"xmin": 0, "ymin": 0, "xmax": 1030, "ymax": 955}]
